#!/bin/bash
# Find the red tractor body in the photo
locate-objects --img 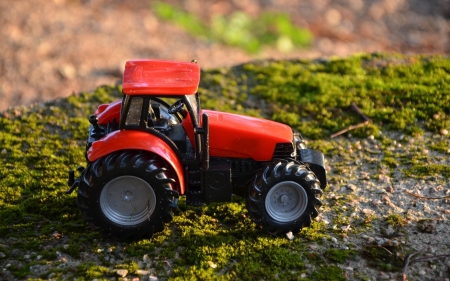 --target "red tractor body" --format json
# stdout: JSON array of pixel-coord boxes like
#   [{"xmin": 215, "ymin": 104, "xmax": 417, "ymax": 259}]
[{"xmin": 68, "ymin": 60, "xmax": 327, "ymax": 240}]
